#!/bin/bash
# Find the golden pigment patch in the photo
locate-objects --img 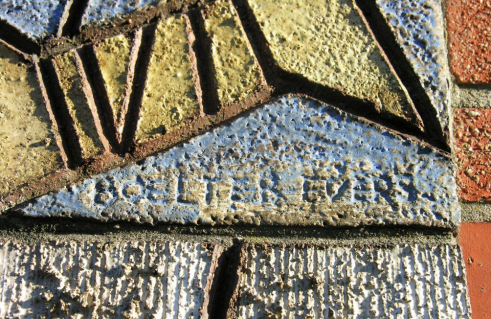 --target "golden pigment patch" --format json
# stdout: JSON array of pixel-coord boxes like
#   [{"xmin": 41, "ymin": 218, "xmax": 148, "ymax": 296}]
[{"xmin": 0, "ymin": 43, "xmax": 62, "ymax": 195}]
